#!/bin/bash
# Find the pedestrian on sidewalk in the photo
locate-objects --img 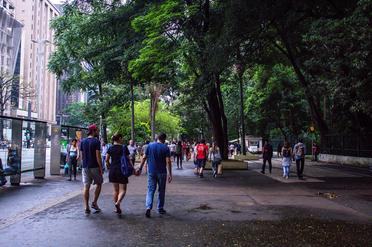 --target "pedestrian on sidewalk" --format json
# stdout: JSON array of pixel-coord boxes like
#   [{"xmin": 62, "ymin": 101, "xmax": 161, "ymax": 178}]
[
  {"xmin": 66, "ymin": 139, "xmax": 80, "ymax": 181},
  {"xmin": 141, "ymin": 140, "xmax": 150, "ymax": 174},
  {"xmin": 138, "ymin": 133, "xmax": 172, "ymax": 218},
  {"xmin": 261, "ymin": 140, "xmax": 273, "ymax": 174},
  {"xmin": 106, "ymin": 134, "xmax": 131, "ymax": 215},
  {"xmin": 80, "ymin": 124, "xmax": 104, "ymax": 214},
  {"xmin": 195, "ymin": 139, "xmax": 209, "ymax": 178},
  {"xmin": 209, "ymin": 142, "xmax": 222, "ymax": 178},
  {"xmin": 169, "ymin": 141, "xmax": 176, "ymax": 162},
  {"xmin": 128, "ymin": 140, "xmax": 137, "ymax": 167},
  {"xmin": 0, "ymin": 158, "xmax": 7, "ymax": 186},
  {"xmin": 281, "ymin": 141, "xmax": 292, "ymax": 179},
  {"xmin": 312, "ymin": 143, "xmax": 320, "ymax": 161},
  {"xmin": 101, "ymin": 142, "xmax": 108, "ymax": 171},
  {"xmin": 175, "ymin": 141, "xmax": 183, "ymax": 169},
  {"xmin": 293, "ymin": 139, "xmax": 306, "ymax": 180},
  {"xmin": 277, "ymin": 142, "xmax": 283, "ymax": 158}
]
